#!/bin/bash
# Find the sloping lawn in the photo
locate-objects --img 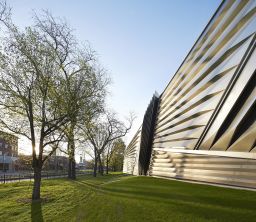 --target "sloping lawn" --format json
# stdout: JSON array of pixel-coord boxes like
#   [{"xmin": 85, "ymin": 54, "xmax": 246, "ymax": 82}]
[{"xmin": 0, "ymin": 174, "xmax": 256, "ymax": 222}]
